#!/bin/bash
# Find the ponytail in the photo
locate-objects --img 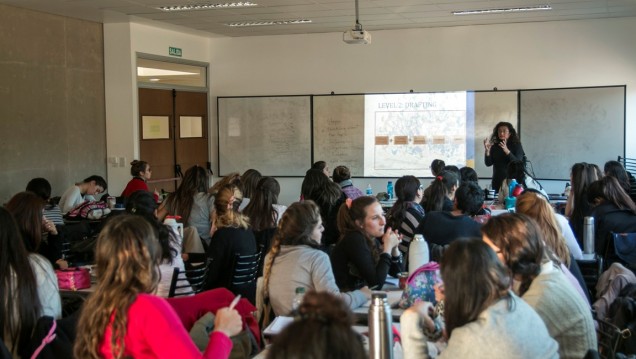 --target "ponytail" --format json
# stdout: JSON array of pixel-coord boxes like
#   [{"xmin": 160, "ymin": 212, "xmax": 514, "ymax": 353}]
[{"xmin": 424, "ymin": 171, "xmax": 458, "ymax": 212}]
